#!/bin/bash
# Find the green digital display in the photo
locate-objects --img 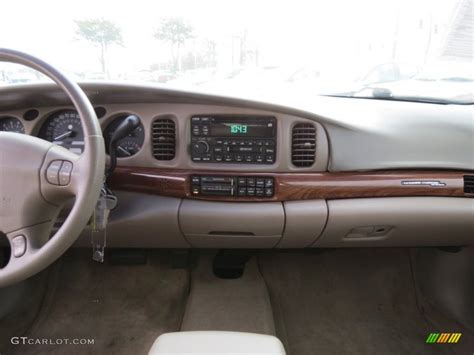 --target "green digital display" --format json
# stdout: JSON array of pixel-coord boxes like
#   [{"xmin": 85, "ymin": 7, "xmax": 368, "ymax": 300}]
[{"xmin": 230, "ymin": 124, "xmax": 248, "ymax": 134}]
